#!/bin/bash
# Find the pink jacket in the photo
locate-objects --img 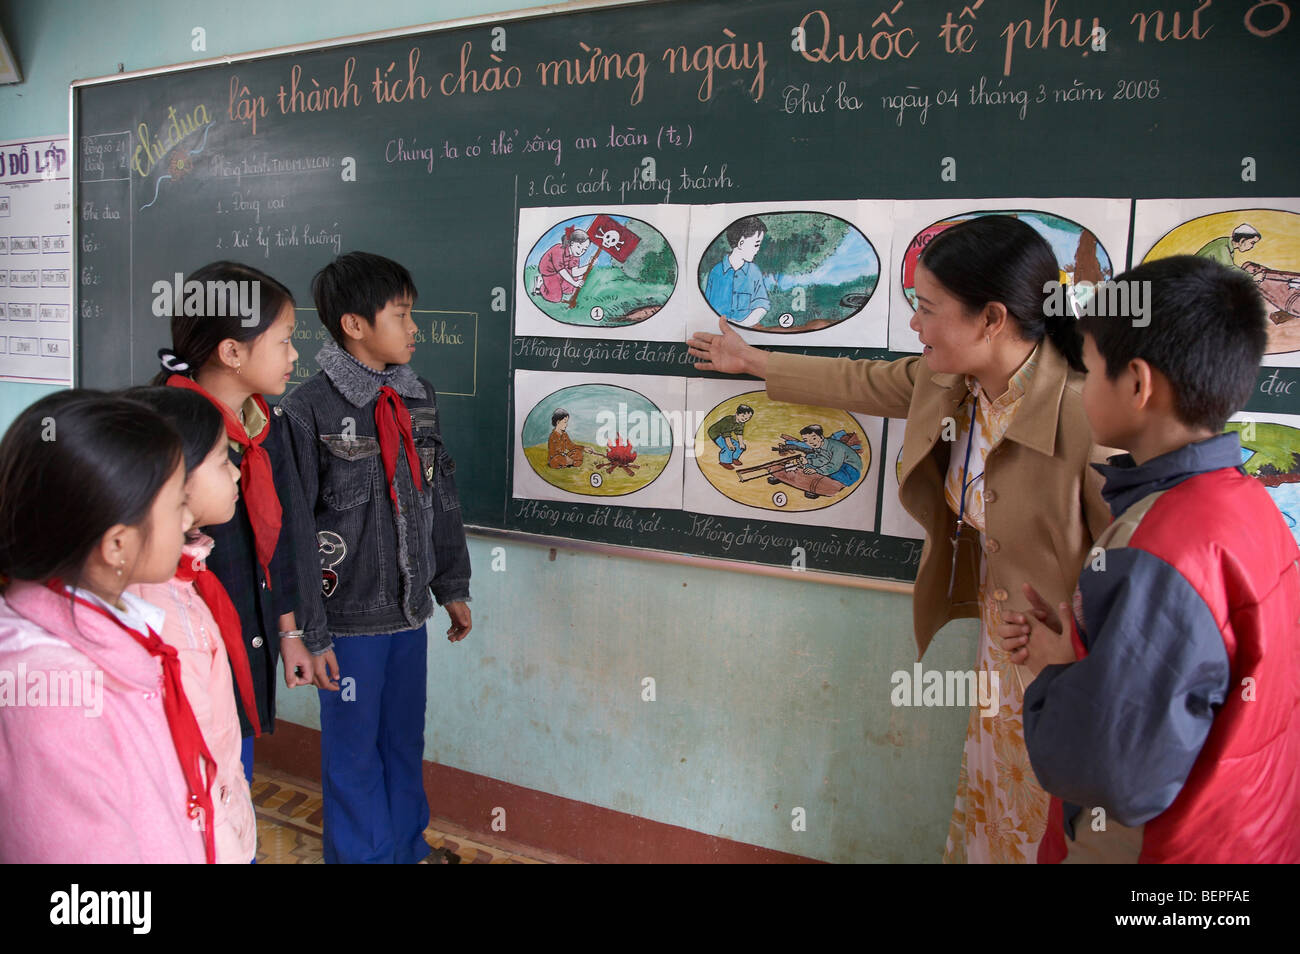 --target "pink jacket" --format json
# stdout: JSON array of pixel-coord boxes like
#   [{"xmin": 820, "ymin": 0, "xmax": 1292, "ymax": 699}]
[
  {"xmin": 0, "ymin": 579, "xmax": 206, "ymax": 863},
  {"xmin": 131, "ymin": 534, "xmax": 257, "ymax": 864}
]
